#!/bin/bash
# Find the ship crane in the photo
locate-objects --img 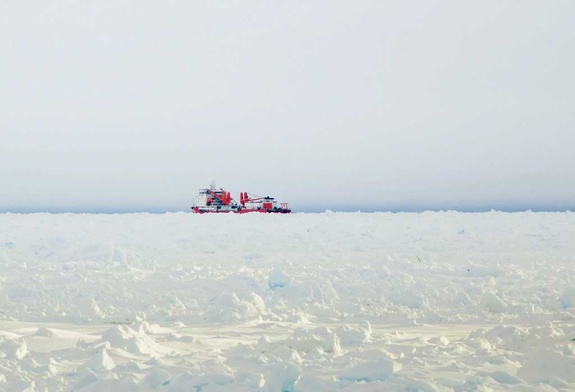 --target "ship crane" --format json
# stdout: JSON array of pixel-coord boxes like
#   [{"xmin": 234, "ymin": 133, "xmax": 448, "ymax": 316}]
[
  {"xmin": 239, "ymin": 192, "xmax": 270, "ymax": 204},
  {"xmin": 191, "ymin": 182, "xmax": 240, "ymax": 213},
  {"xmin": 238, "ymin": 192, "xmax": 291, "ymax": 214},
  {"xmin": 206, "ymin": 188, "xmax": 233, "ymax": 206}
]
